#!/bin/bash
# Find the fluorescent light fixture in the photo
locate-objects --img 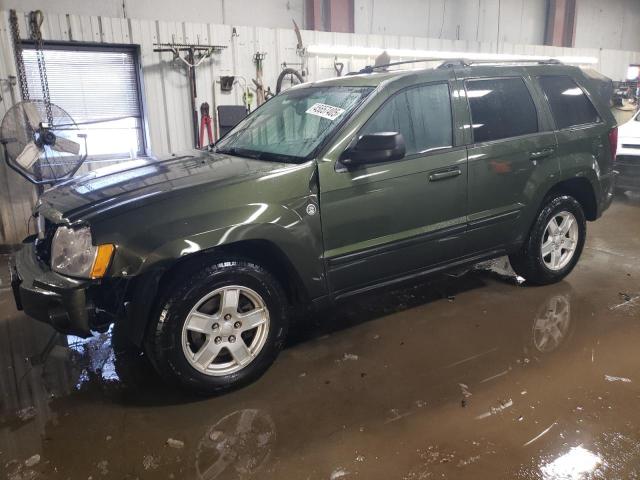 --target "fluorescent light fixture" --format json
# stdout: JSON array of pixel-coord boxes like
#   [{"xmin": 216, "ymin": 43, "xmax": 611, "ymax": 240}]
[{"xmin": 306, "ymin": 45, "xmax": 598, "ymax": 65}]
